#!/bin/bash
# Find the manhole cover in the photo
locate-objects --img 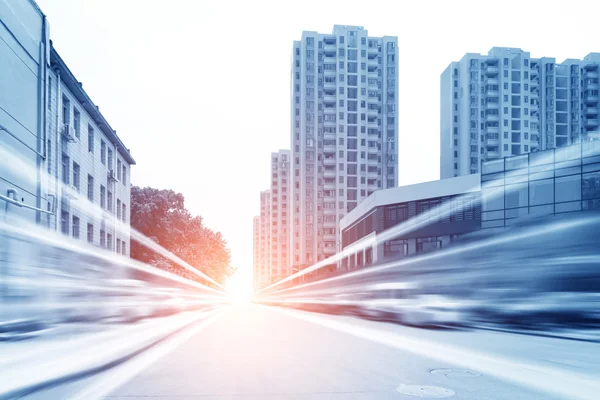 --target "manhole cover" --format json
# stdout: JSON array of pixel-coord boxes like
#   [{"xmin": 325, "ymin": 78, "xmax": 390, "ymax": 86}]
[
  {"xmin": 396, "ymin": 384, "xmax": 455, "ymax": 398},
  {"xmin": 430, "ymin": 368, "xmax": 481, "ymax": 378}
]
